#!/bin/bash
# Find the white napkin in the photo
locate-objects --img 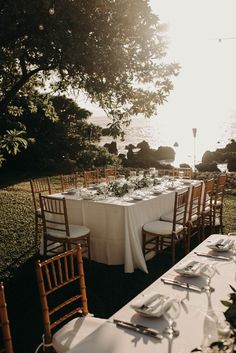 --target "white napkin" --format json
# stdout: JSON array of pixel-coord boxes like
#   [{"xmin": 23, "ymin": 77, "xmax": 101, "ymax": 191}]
[
  {"xmin": 175, "ymin": 260, "xmax": 203, "ymax": 276},
  {"xmin": 130, "ymin": 292, "xmax": 173, "ymax": 317},
  {"xmin": 207, "ymin": 238, "xmax": 234, "ymax": 251}
]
